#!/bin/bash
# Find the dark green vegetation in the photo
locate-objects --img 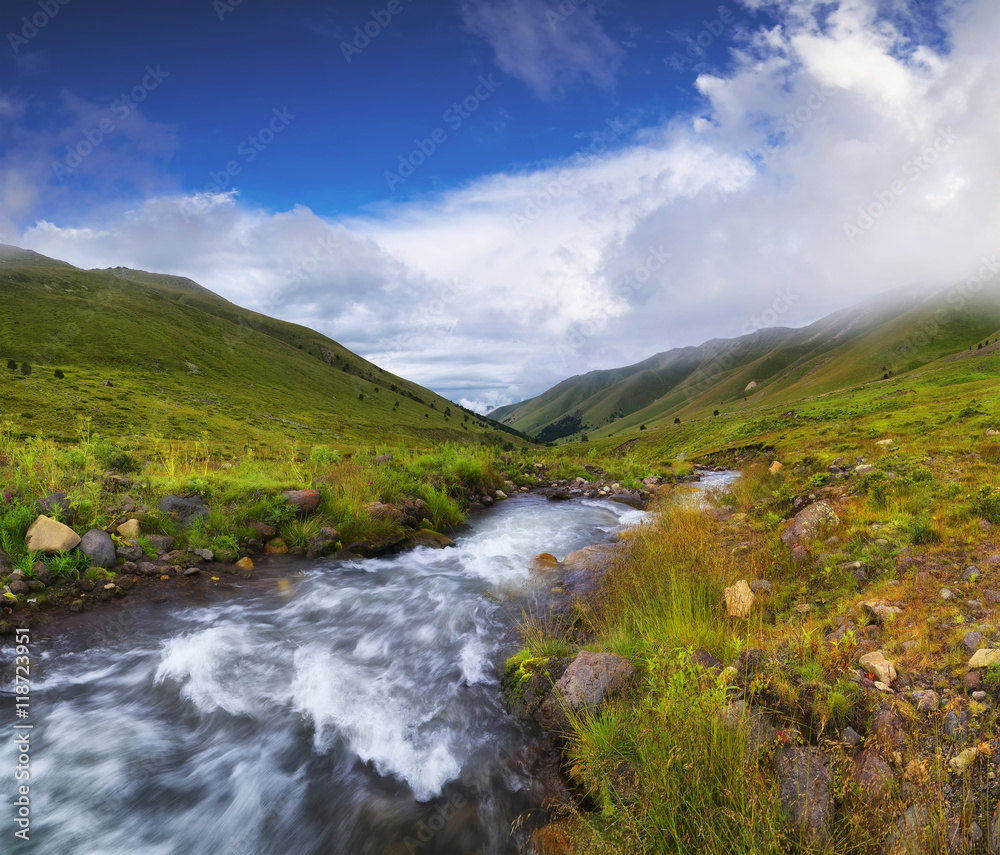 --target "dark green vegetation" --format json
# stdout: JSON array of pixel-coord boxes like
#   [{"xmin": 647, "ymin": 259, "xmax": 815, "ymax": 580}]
[
  {"xmin": 0, "ymin": 244, "xmax": 529, "ymax": 448},
  {"xmin": 493, "ymin": 283, "xmax": 1000, "ymax": 442}
]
